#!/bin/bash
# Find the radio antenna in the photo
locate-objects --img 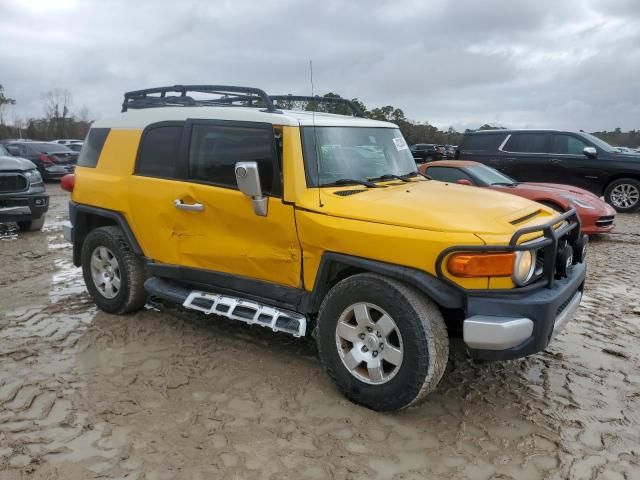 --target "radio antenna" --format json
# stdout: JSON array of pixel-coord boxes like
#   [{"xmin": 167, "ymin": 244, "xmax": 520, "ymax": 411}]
[{"xmin": 310, "ymin": 60, "xmax": 323, "ymax": 207}]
